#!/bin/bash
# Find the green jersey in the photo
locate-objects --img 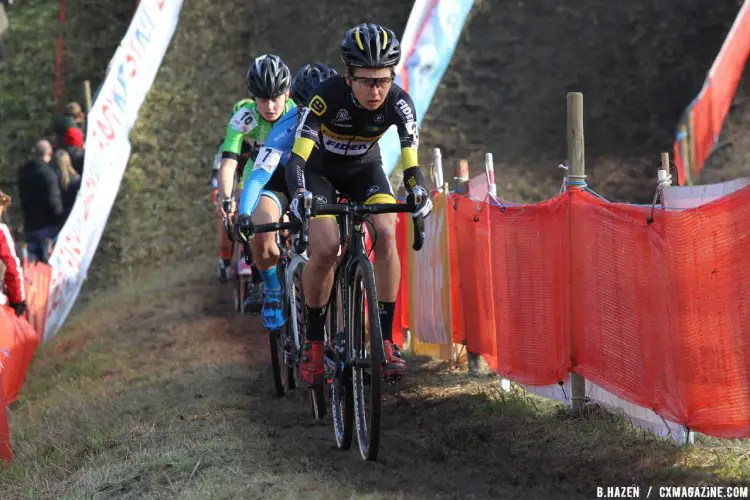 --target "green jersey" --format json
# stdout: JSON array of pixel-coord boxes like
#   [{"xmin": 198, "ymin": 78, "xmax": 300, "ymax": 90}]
[
  {"xmin": 221, "ymin": 98, "xmax": 296, "ymax": 160},
  {"xmin": 219, "ymin": 98, "xmax": 295, "ymax": 189}
]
